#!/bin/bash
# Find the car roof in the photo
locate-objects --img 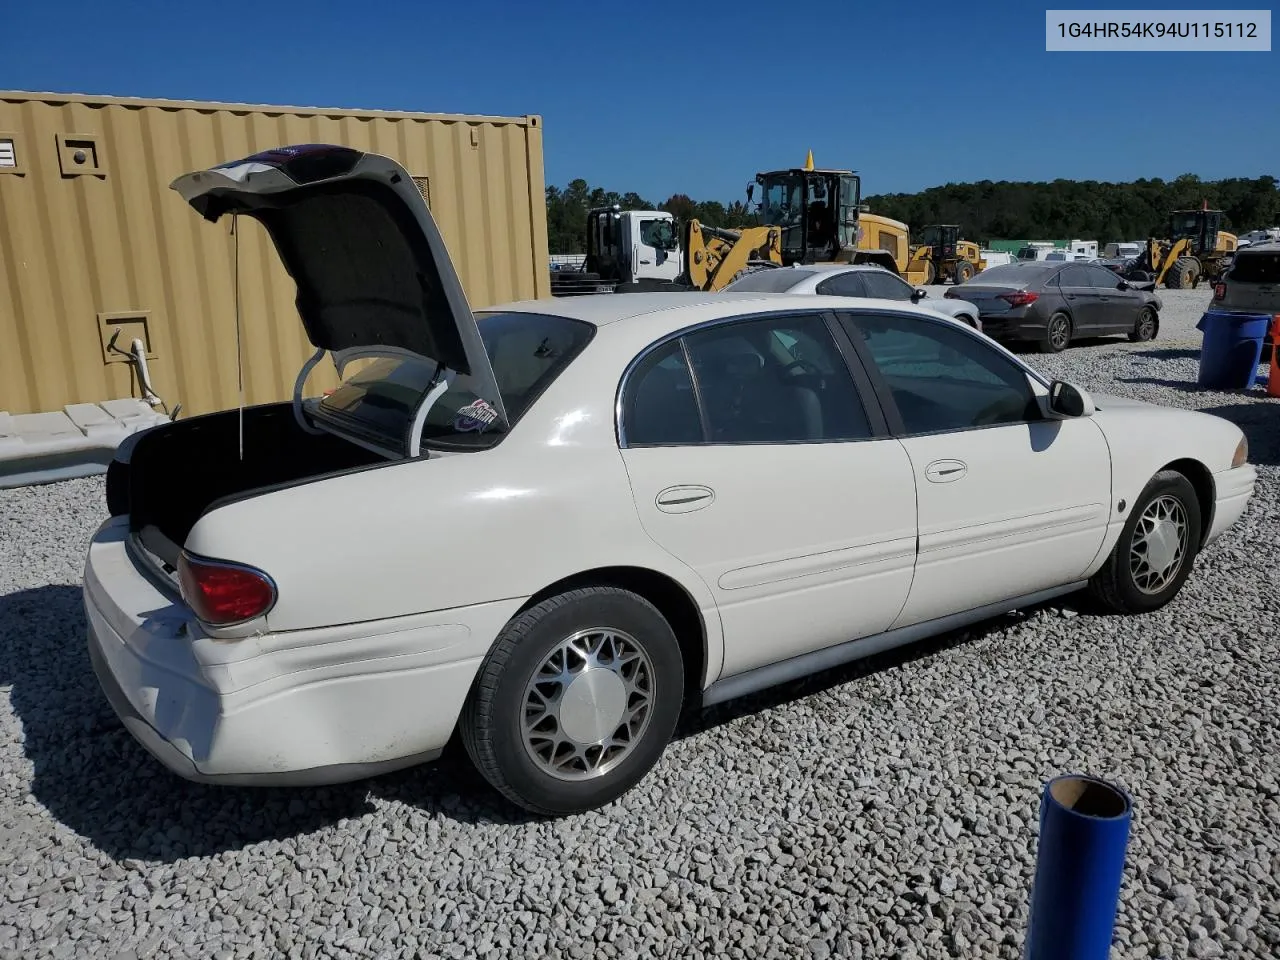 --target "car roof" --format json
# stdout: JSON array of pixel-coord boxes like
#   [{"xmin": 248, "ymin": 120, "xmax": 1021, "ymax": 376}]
[{"xmin": 482, "ymin": 291, "xmax": 936, "ymax": 327}]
